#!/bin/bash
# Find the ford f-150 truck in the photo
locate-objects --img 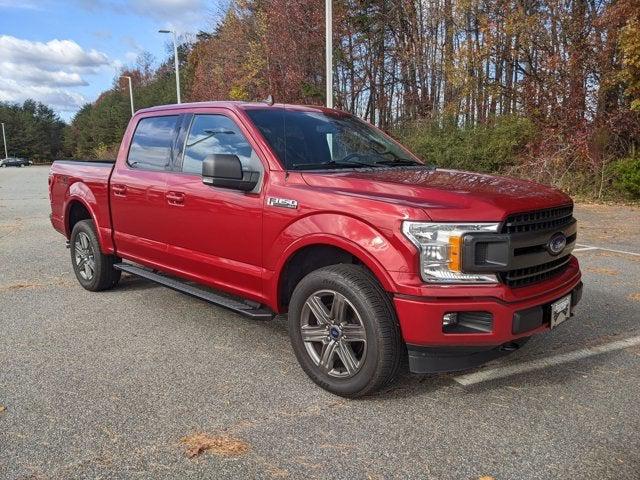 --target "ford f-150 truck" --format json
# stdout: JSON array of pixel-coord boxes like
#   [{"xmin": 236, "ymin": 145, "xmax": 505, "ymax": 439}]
[{"xmin": 49, "ymin": 102, "xmax": 582, "ymax": 397}]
